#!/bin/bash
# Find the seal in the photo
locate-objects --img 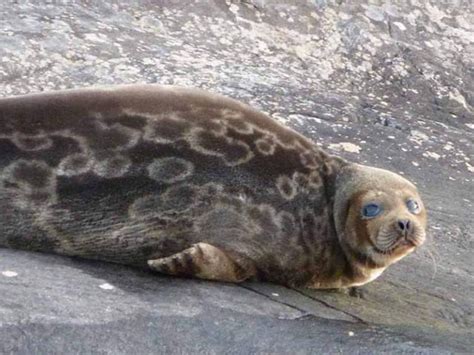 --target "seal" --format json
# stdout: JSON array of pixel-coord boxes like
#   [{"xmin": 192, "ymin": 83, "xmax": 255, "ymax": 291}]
[{"xmin": 0, "ymin": 85, "xmax": 427, "ymax": 288}]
